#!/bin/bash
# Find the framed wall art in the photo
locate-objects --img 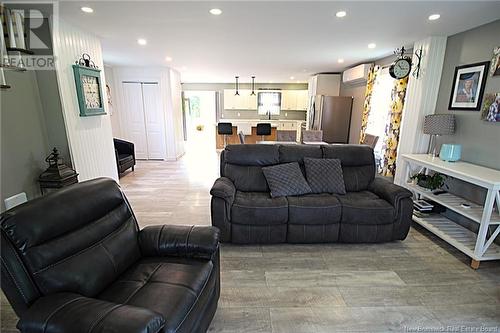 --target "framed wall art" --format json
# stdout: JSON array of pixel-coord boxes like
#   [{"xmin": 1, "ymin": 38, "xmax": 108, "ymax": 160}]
[
  {"xmin": 448, "ymin": 61, "xmax": 490, "ymax": 111},
  {"xmin": 72, "ymin": 64, "xmax": 106, "ymax": 117}
]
